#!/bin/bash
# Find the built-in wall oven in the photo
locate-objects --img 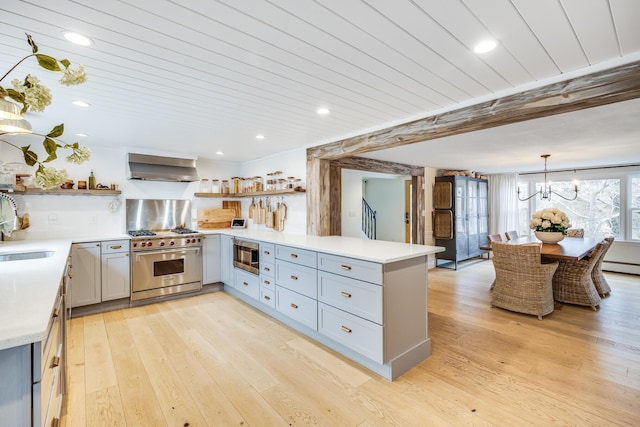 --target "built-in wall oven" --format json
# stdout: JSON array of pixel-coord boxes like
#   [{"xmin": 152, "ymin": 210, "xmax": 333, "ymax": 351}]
[{"xmin": 233, "ymin": 238, "xmax": 259, "ymax": 275}]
